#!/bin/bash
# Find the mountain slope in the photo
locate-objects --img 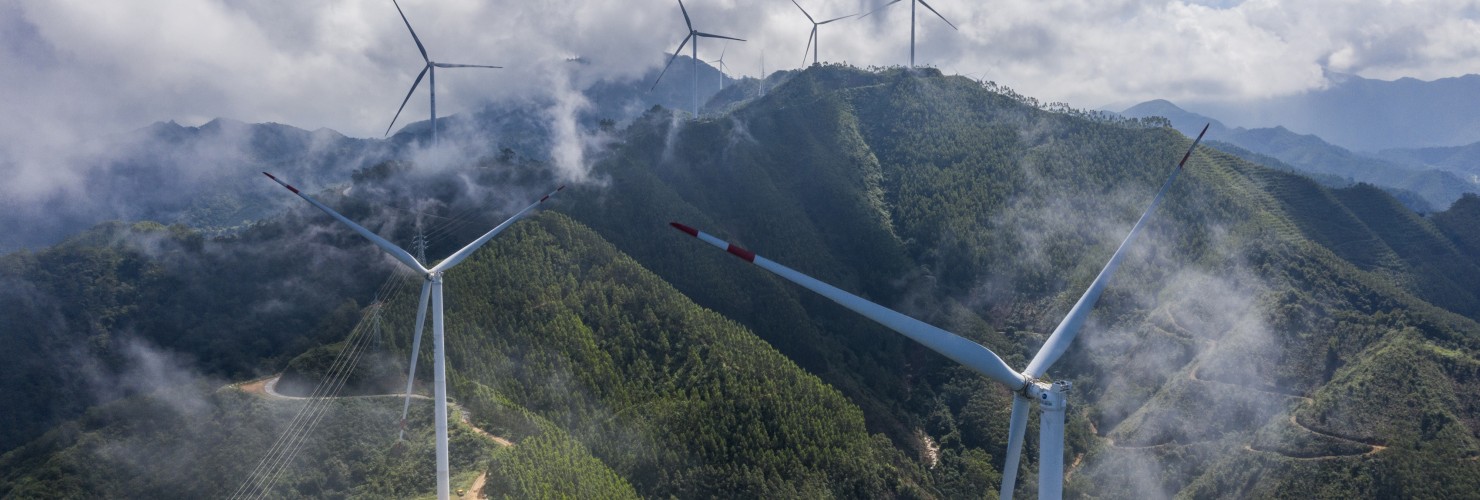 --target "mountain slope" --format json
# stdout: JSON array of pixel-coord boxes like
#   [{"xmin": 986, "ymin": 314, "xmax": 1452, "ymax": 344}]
[
  {"xmin": 3, "ymin": 65, "xmax": 1480, "ymax": 498},
  {"xmin": 556, "ymin": 66, "xmax": 1480, "ymax": 497}
]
